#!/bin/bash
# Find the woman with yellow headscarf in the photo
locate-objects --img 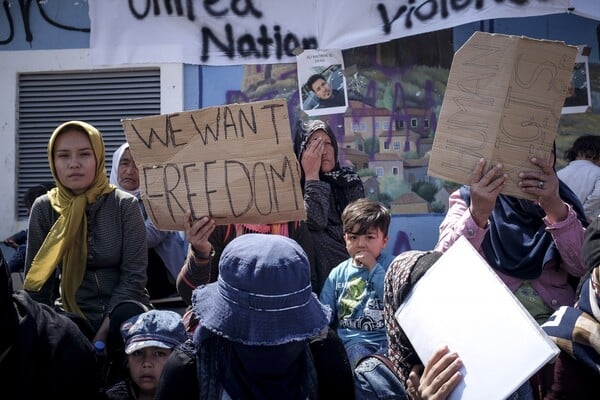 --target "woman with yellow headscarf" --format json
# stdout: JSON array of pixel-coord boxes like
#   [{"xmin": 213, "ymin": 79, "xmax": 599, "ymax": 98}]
[{"xmin": 23, "ymin": 121, "xmax": 151, "ymax": 351}]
